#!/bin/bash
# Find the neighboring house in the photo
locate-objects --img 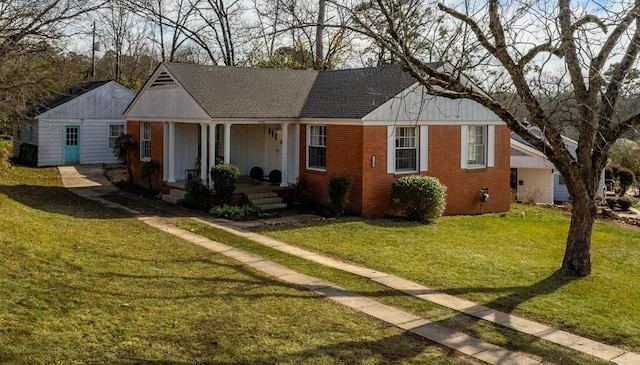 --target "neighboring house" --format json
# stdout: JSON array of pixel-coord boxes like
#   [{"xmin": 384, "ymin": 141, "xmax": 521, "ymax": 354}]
[
  {"xmin": 124, "ymin": 62, "xmax": 511, "ymax": 216},
  {"xmin": 13, "ymin": 81, "xmax": 135, "ymax": 167},
  {"xmin": 510, "ymin": 131, "xmax": 605, "ymax": 204}
]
